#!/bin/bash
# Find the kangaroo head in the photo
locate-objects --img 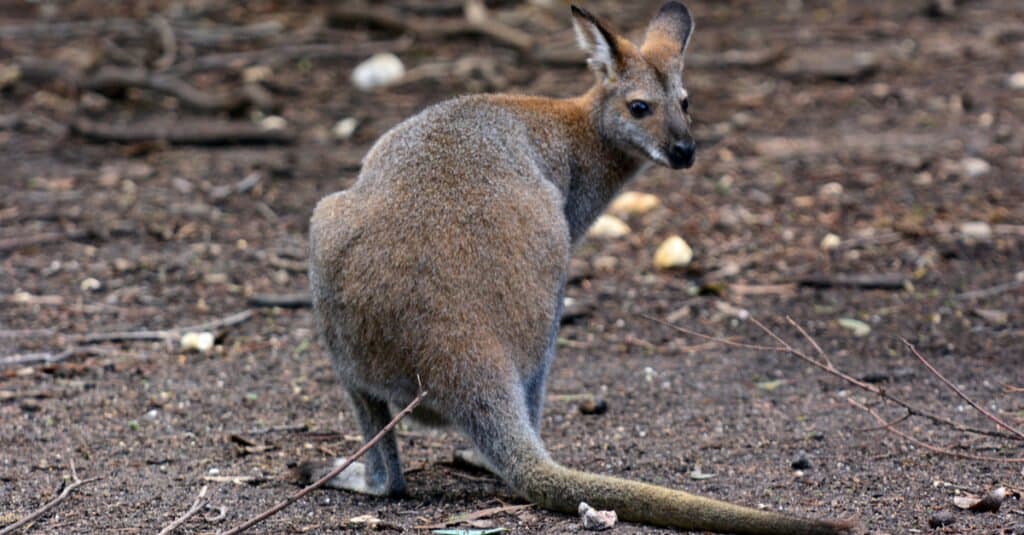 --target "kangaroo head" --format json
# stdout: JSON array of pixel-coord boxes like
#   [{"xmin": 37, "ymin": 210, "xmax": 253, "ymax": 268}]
[{"xmin": 572, "ymin": 2, "xmax": 696, "ymax": 169}]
